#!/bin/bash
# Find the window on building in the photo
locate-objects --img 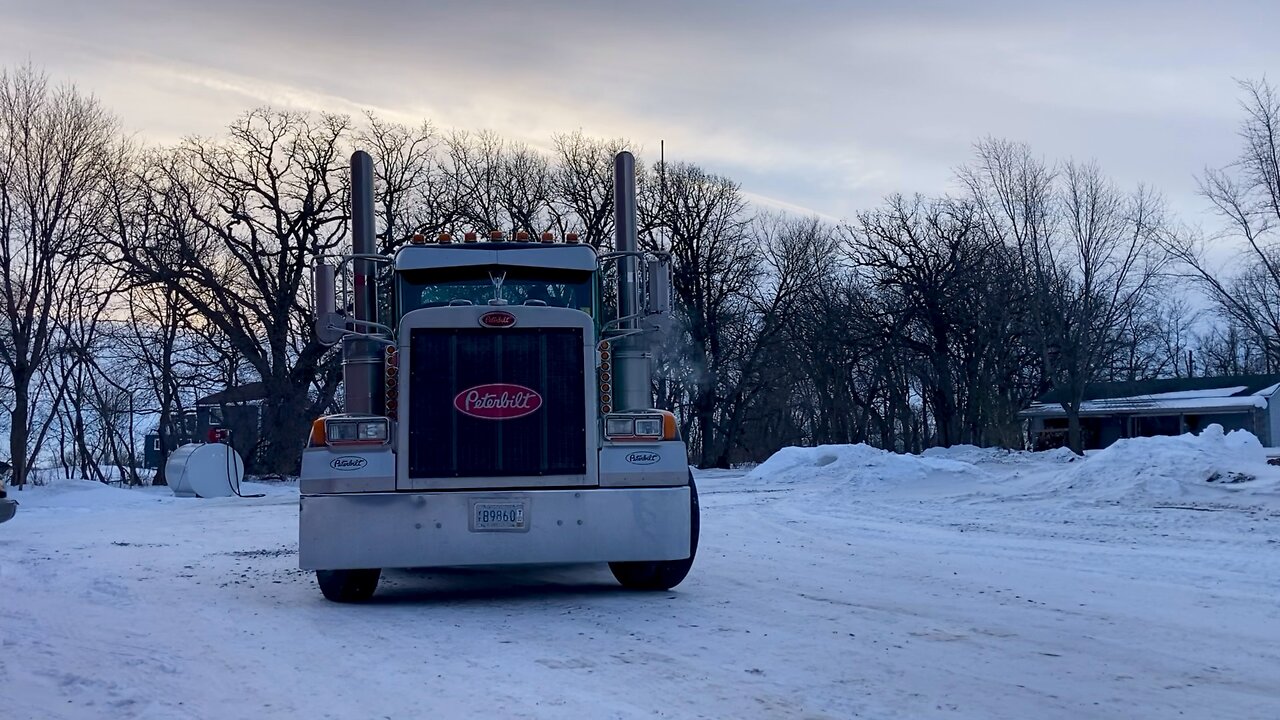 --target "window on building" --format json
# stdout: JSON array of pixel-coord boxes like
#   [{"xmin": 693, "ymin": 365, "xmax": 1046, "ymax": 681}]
[{"xmin": 1133, "ymin": 415, "xmax": 1181, "ymax": 437}]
